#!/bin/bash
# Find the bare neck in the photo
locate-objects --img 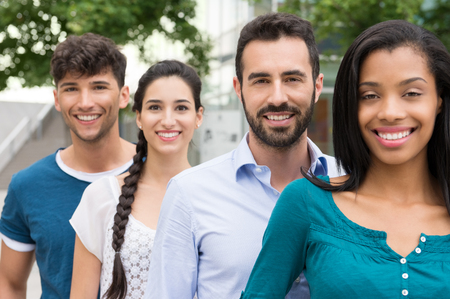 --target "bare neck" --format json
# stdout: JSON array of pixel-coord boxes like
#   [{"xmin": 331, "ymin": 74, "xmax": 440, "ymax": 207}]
[
  {"xmin": 360, "ymin": 153, "xmax": 442, "ymax": 205},
  {"xmin": 60, "ymin": 126, "xmax": 136, "ymax": 173},
  {"xmin": 141, "ymin": 147, "xmax": 191, "ymax": 186},
  {"xmin": 248, "ymin": 131, "xmax": 311, "ymax": 192}
]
